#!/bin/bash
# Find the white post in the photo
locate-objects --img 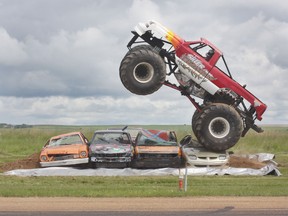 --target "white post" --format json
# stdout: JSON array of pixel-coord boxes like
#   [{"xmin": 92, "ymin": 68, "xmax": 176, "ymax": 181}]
[{"xmin": 184, "ymin": 165, "xmax": 188, "ymax": 192}]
